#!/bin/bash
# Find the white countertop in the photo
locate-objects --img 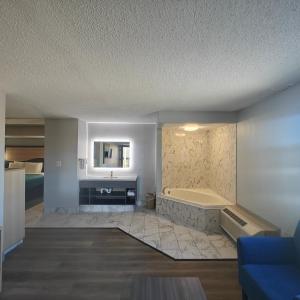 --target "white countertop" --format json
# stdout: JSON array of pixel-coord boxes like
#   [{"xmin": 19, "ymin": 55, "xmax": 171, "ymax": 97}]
[{"xmin": 79, "ymin": 175, "xmax": 138, "ymax": 182}]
